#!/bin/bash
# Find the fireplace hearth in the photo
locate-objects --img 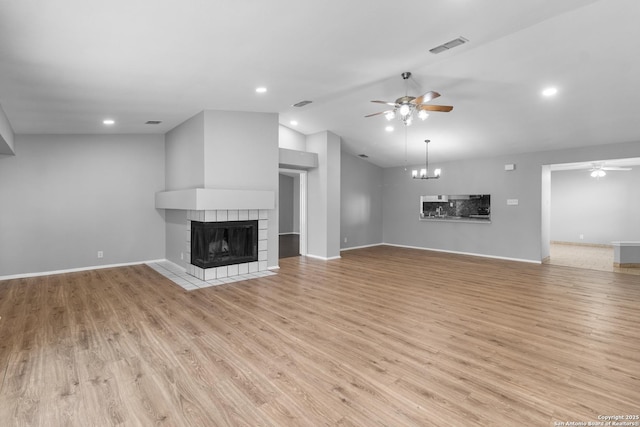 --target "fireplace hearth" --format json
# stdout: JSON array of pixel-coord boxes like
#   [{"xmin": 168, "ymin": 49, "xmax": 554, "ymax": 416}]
[{"xmin": 191, "ymin": 220, "xmax": 258, "ymax": 269}]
